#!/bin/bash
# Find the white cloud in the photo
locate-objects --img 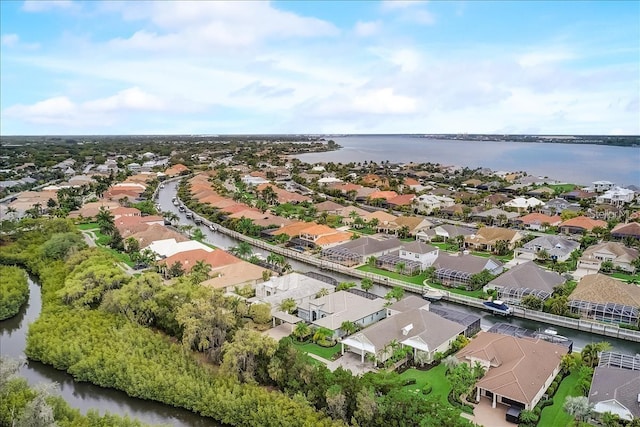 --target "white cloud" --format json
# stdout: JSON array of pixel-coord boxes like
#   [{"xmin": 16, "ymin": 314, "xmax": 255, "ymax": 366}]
[
  {"xmin": 352, "ymin": 88, "xmax": 417, "ymax": 114},
  {"xmin": 381, "ymin": 1, "xmax": 428, "ymax": 11},
  {"xmin": 1, "ymin": 34, "xmax": 19, "ymax": 47},
  {"xmin": 22, "ymin": 0, "xmax": 73, "ymax": 12},
  {"xmin": 354, "ymin": 20, "xmax": 382, "ymax": 37},
  {"xmin": 518, "ymin": 50, "xmax": 576, "ymax": 67},
  {"xmin": 107, "ymin": 1, "xmax": 339, "ymax": 51},
  {"xmin": 84, "ymin": 87, "xmax": 166, "ymax": 112}
]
